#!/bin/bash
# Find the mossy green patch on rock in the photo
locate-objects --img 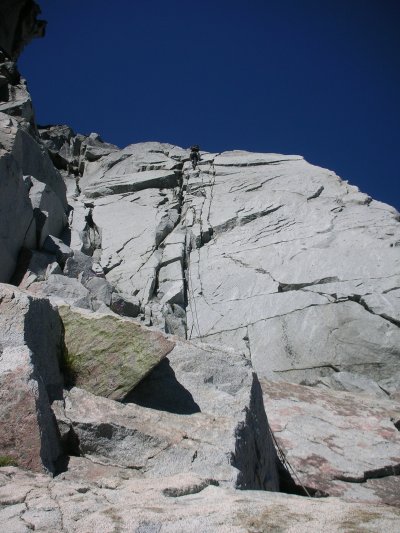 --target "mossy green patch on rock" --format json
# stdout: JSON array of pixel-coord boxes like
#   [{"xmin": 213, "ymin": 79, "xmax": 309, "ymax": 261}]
[
  {"xmin": 0, "ymin": 455, "xmax": 18, "ymax": 467},
  {"xmin": 58, "ymin": 306, "xmax": 175, "ymax": 400}
]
